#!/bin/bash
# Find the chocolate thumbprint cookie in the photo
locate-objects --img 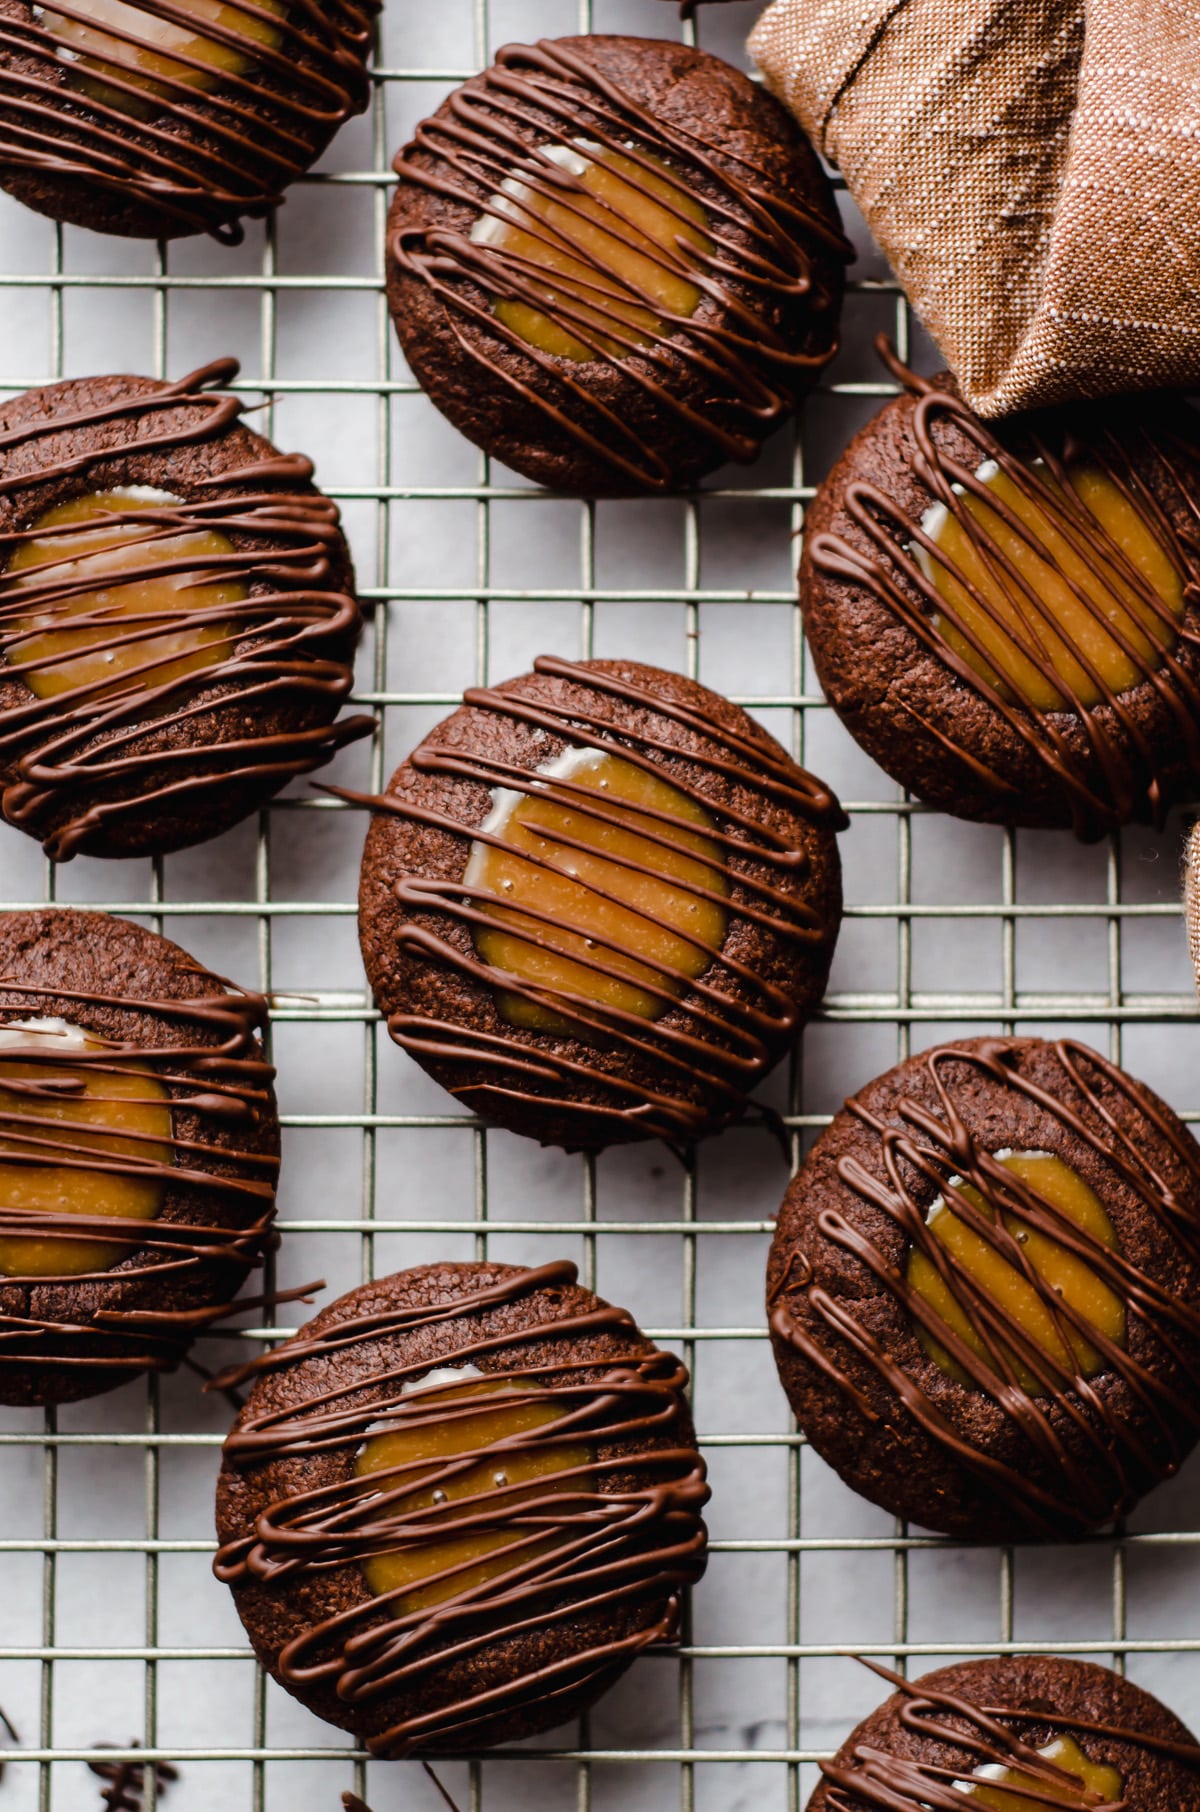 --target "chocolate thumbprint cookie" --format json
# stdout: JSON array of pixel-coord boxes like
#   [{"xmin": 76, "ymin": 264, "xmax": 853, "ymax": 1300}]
[
  {"xmin": 0, "ymin": 358, "xmax": 369, "ymax": 861},
  {"xmin": 0, "ymin": 908, "xmax": 279, "ymax": 1406},
  {"xmin": 214, "ymin": 1260, "xmax": 709, "ymax": 1756},
  {"xmin": 356, "ymin": 656, "xmax": 845, "ymax": 1151},
  {"xmin": 813, "ymin": 1655, "xmax": 1200, "ymax": 1812},
  {"xmin": 801, "ymin": 345, "xmax": 1200, "ymax": 838},
  {"xmin": 768, "ymin": 1036, "xmax": 1200, "ymax": 1540},
  {"xmin": 386, "ymin": 36, "xmax": 849, "ymax": 494},
  {"xmin": 0, "ymin": 0, "xmax": 377, "ymax": 242}
]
